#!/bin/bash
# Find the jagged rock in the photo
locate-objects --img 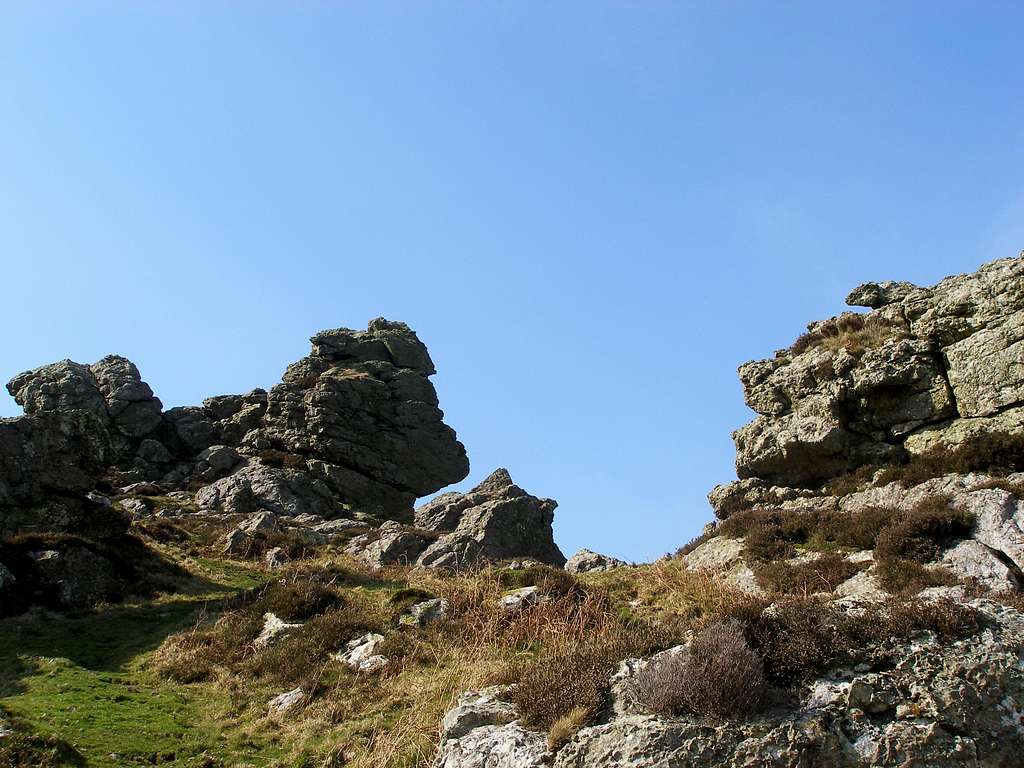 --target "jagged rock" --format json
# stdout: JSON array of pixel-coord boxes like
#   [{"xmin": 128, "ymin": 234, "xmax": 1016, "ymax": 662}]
[
  {"xmin": 203, "ymin": 389, "xmax": 268, "ymax": 445},
  {"xmin": 193, "ymin": 445, "xmax": 243, "ymax": 482},
  {"xmin": 223, "ymin": 528, "xmax": 250, "ymax": 556},
  {"xmin": 311, "ymin": 518, "xmax": 364, "ymax": 535},
  {"xmin": 345, "ymin": 520, "xmax": 433, "ymax": 567},
  {"xmin": 8, "ymin": 356, "xmax": 163, "ymax": 441},
  {"xmin": 89, "ymin": 356, "xmax": 164, "ymax": 437},
  {"xmin": 414, "ymin": 470, "xmax": 565, "ymax": 569},
  {"xmin": 941, "ymin": 540, "xmax": 1019, "ymax": 591},
  {"xmin": 434, "ymin": 723, "xmax": 550, "ymax": 768},
  {"xmin": 239, "ymin": 510, "xmax": 279, "ymax": 534},
  {"xmin": 31, "ymin": 547, "xmax": 119, "ymax": 610},
  {"xmin": 0, "ymin": 410, "xmax": 110, "ymax": 512},
  {"xmin": 195, "ymin": 464, "xmax": 336, "ymax": 518},
  {"xmin": 400, "ymin": 598, "xmax": 450, "ymax": 627},
  {"xmin": 267, "ymin": 687, "xmax": 304, "ymax": 715},
  {"xmin": 336, "ymin": 633, "xmax": 387, "ymax": 673},
  {"xmin": 254, "ymin": 612, "xmax": 302, "ymax": 649},
  {"xmin": 120, "ymin": 498, "xmax": 149, "ymax": 517},
  {"xmin": 846, "ymin": 280, "xmax": 918, "ymax": 309},
  {"xmin": 565, "ymin": 549, "xmax": 627, "ymax": 574},
  {"xmin": 955, "ymin": 488, "xmax": 1024, "ymax": 576},
  {"xmin": 439, "ymin": 688, "xmax": 519, "ymax": 742}
]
